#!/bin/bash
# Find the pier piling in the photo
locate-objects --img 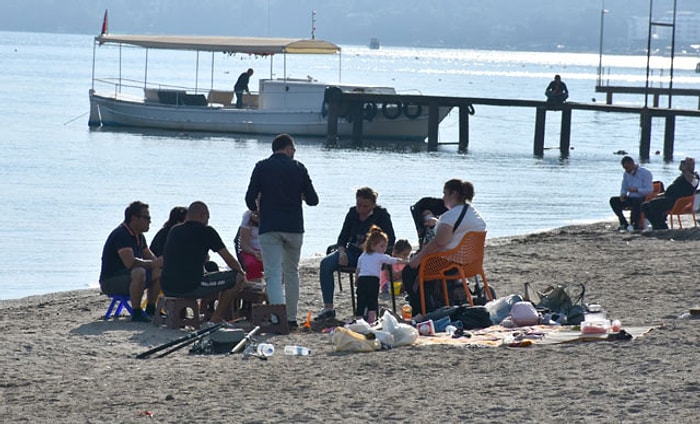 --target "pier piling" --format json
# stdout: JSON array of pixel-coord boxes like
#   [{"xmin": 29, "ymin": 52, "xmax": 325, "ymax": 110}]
[{"xmin": 533, "ymin": 107, "xmax": 546, "ymax": 157}]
